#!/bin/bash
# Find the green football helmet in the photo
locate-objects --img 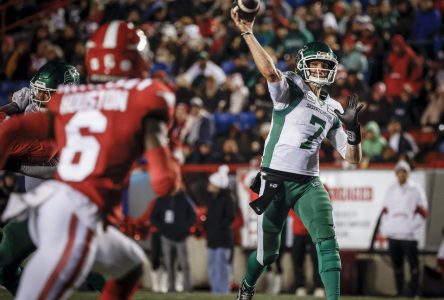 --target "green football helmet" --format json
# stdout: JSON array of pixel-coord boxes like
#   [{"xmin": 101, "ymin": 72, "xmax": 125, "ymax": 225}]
[
  {"xmin": 30, "ymin": 61, "xmax": 80, "ymax": 107},
  {"xmin": 296, "ymin": 42, "xmax": 338, "ymax": 86}
]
